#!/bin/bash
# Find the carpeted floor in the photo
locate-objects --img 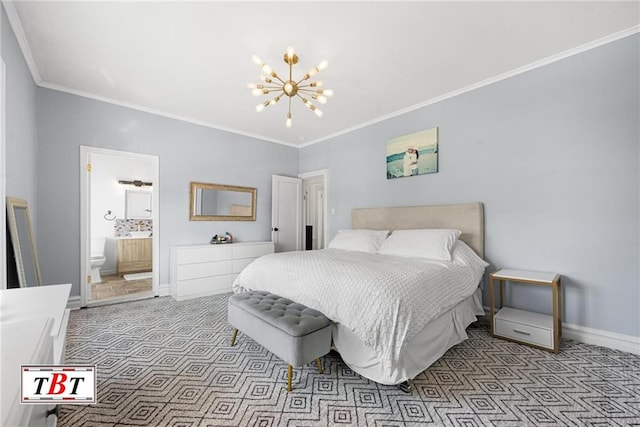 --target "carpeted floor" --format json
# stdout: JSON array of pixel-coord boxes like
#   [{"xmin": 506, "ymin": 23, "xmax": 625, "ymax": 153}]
[{"xmin": 58, "ymin": 293, "xmax": 640, "ymax": 426}]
